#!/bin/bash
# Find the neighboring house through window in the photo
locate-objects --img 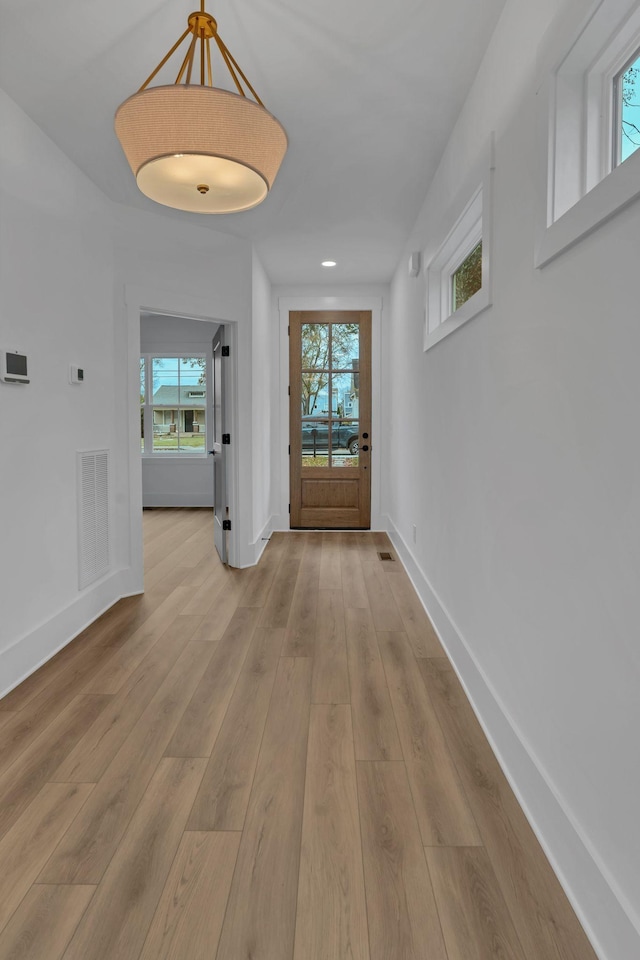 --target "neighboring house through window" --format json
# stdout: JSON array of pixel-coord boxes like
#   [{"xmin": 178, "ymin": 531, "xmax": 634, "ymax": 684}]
[{"xmin": 140, "ymin": 355, "xmax": 207, "ymax": 455}]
